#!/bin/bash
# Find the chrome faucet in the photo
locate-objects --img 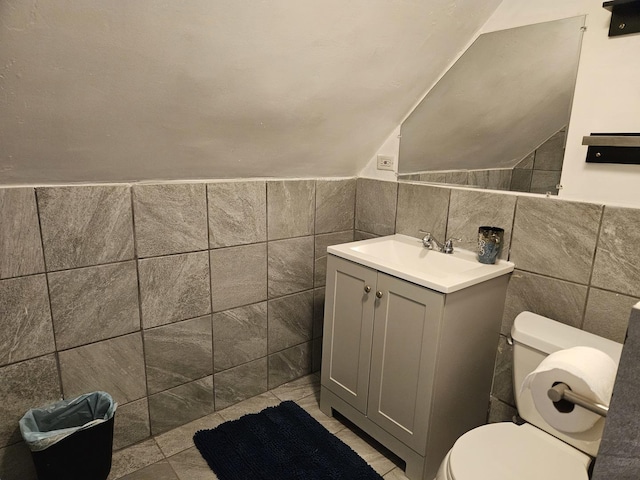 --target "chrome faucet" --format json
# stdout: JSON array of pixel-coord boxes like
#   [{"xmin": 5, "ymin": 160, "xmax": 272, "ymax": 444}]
[{"xmin": 419, "ymin": 230, "xmax": 460, "ymax": 254}]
